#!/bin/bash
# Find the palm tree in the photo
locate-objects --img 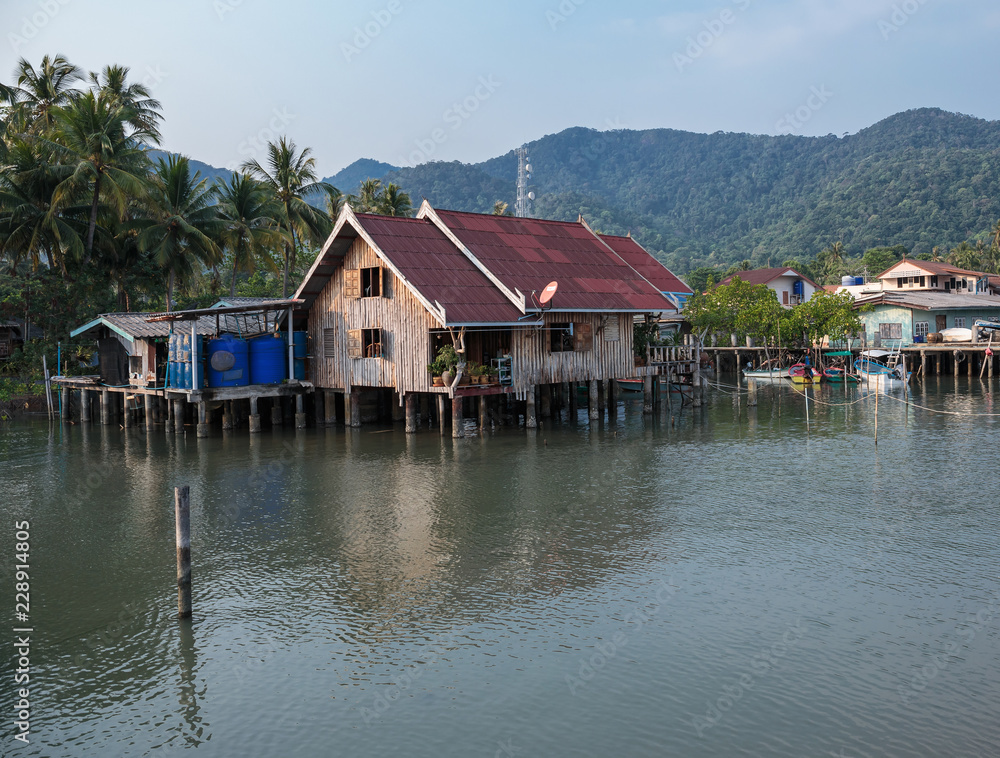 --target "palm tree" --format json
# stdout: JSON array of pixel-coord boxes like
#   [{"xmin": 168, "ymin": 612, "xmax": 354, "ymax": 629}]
[
  {"xmin": 88, "ymin": 64, "xmax": 163, "ymax": 141},
  {"xmin": 324, "ymin": 185, "xmax": 344, "ymax": 221},
  {"xmin": 138, "ymin": 155, "xmax": 223, "ymax": 311},
  {"xmin": 492, "ymin": 200, "xmax": 511, "ymax": 216},
  {"xmin": 348, "ymin": 178, "xmax": 383, "ymax": 213},
  {"xmin": 375, "ymin": 182, "xmax": 412, "ymax": 217},
  {"xmin": 215, "ymin": 173, "xmax": 286, "ymax": 296},
  {"xmin": 241, "ymin": 137, "xmax": 331, "ymax": 297},
  {"xmin": 0, "ymin": 137, "xmax": 83, "ymax": 272},
  {"xmin": 8, "ymin": 54, "xmax": 83, "ymax": 133},
  {"xmin": 46, "ymin": 90, "xmax": 157, "ymax": 258}
]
